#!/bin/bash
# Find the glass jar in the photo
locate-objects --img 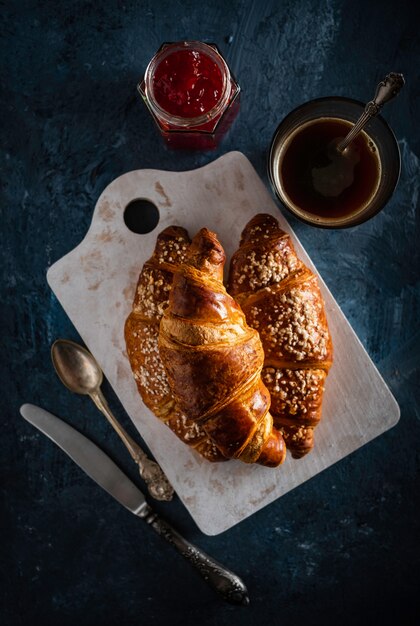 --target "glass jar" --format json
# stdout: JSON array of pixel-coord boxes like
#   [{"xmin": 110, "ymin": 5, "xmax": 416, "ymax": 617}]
[{"xmin": 138, "ymin": 41, "xmax": 240, "ymax": 150}]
